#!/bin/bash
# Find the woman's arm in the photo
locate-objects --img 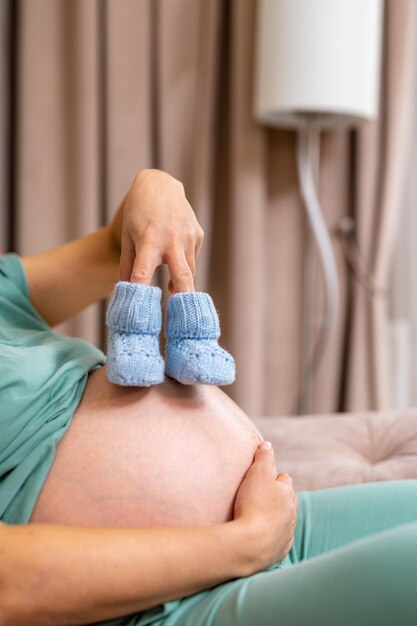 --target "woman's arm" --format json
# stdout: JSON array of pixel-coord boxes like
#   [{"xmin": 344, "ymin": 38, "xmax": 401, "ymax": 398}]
[
  {"xmin": 0, "ymin": 443, "xmax": 297, "ymax": 626},
  {"xmin": 0, "ymin": 522, "xmax": 244, "ymax": 626},
  {"xmin": 21, "ymin": 225, "xmax": 121, "ymax": 327},
  {"xmin": 20, "ymin": 169, "xmax": 204, "ymax": 327}
]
